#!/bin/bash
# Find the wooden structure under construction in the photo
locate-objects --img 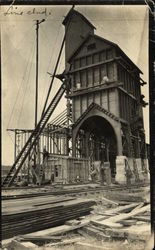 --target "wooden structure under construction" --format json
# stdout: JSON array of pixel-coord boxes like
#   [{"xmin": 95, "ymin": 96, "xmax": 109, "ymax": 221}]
[{"xmin": 3, "ymin": 8, "xmax": 149, "ymax": 187}]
